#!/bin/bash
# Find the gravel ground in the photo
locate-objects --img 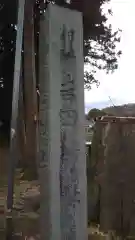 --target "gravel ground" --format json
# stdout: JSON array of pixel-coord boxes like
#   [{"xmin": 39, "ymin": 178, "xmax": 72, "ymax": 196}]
[{"xmin": 1, "ymin": 175, "xmax": 107, "ymax": 239}]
